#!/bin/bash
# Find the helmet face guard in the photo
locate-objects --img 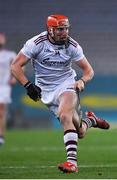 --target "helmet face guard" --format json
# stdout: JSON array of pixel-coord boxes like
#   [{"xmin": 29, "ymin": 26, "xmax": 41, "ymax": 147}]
[{"xmin": 47, "ymin": 14, "xmax": 70, "ymax": 45}]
